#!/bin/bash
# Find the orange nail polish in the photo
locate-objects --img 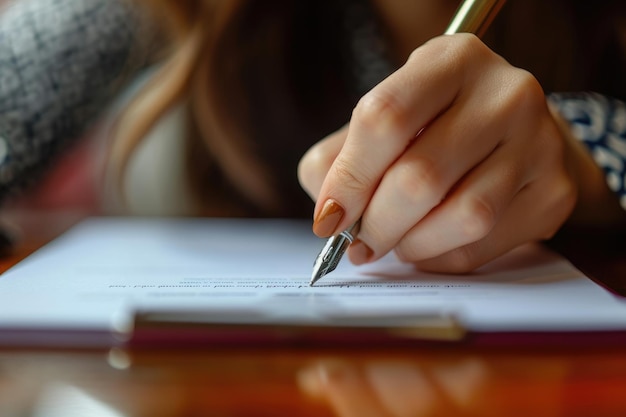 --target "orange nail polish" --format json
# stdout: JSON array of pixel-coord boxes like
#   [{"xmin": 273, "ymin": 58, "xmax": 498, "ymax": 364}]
[{"xmin": 313, "ymin": 199, "xmax": 345, "ymax": 237}]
